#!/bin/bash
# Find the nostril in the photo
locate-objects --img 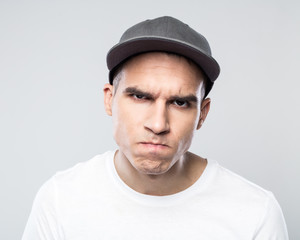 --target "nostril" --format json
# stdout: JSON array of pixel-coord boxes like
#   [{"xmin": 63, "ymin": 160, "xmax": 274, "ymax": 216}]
[
  {"xmin": 144, "ymin": 125, "xmax": 170, "ymax": 135},
  {"xmin": 144, "ymin": 117, "xmax": 170, "ymax": 135}
]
